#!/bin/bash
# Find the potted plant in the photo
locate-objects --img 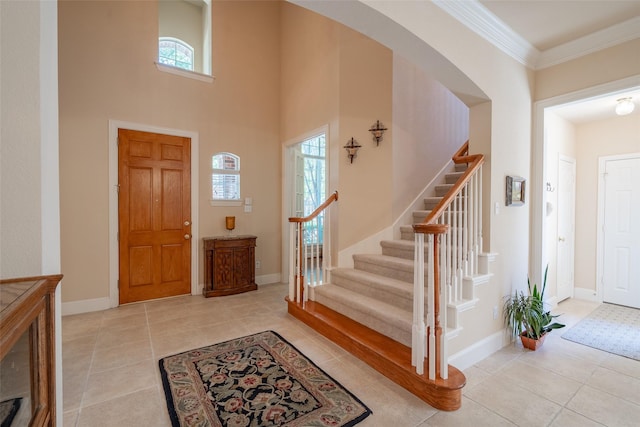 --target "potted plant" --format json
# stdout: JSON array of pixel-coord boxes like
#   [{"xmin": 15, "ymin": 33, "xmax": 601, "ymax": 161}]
[{"xmin": 503, "ymin": 266, "xmax": 565, "ymax": 350}]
